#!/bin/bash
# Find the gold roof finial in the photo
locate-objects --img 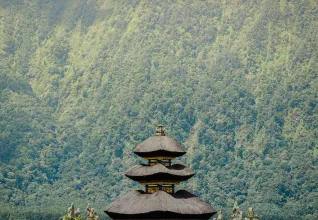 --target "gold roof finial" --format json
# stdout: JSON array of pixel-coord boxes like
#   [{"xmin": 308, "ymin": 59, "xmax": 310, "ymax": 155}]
[{"xmin": 156, "ymin": 125, "xmax": 165, "ymax": 136}]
